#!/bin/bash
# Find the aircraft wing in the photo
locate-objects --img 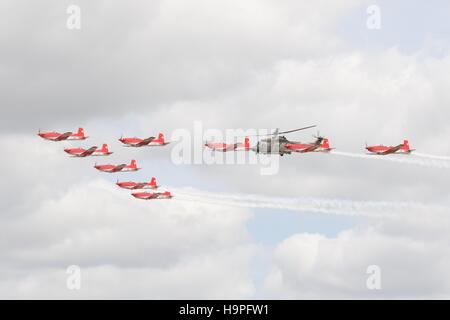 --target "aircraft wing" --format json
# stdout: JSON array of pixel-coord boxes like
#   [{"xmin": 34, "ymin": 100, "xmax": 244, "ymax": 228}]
[
  {"xmin": 299, "ymin": 145, "xmax": 320, "ymax": 153},
  {"xmin": 144, "ymin": 193, "xmax": 159, "ymax": 199},
  {"xmin": 112, "ymin": 164, "xmax": 127, "ymax": 172},
  {"xmin": 56, "ymin": 132, "xmax": 73, "ymax": 141},
  {"xmin": 222, "ymin": 144, "xmax": 239, "ymax": 152},
  {"xmin": 379, "ymin": 144, "xmax": 403, "ymax": 155},
  {"xmin": 136, "ymin": 137, "xmax": 155, "ymax": 147},
  {"xmin": 133, "ymin": 183, "xmax": 147, "ymax": 189},
  {"xmin": 205, "ymin": 143, "xmax": 230, "ymax": 152},
  {"xmin": 79, "ymin": 146, "xmax": 97, "ymax": 157},
  {"xmin": 285, "ymin": 144, "xmax": 319, "ymax": 153}
]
